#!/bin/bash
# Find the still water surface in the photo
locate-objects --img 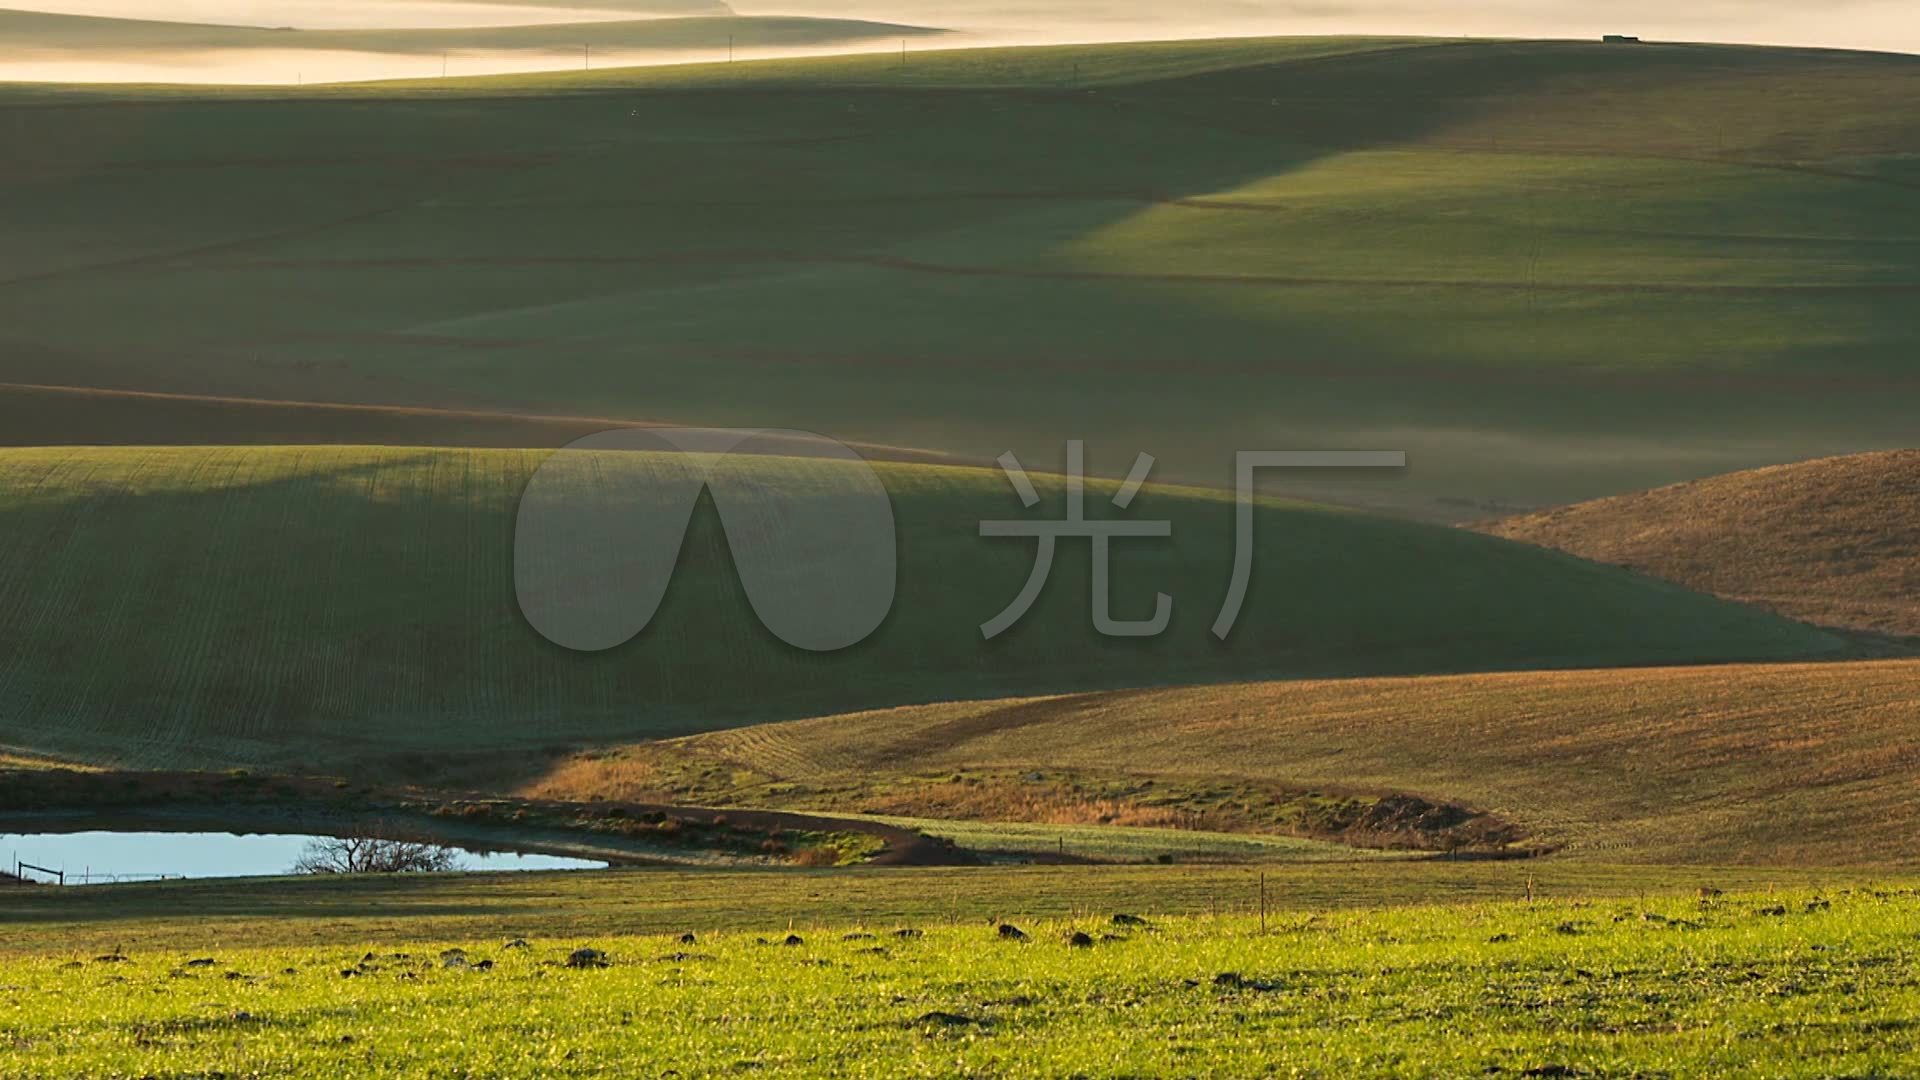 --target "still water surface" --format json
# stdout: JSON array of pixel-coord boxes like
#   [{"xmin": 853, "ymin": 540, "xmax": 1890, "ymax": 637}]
[{"xmin": 3, "ymin": 830, "xmax": 606, "ymax": 884}]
